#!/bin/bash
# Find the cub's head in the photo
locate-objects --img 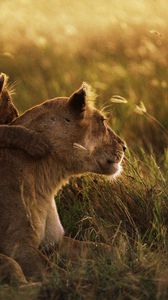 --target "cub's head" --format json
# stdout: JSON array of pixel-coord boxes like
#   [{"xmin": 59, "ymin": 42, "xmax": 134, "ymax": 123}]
[
  {"xmin": 0, "ymin": 73, "xmax": 19, "ymax": 124},
  {"xmin": 14, "ymin": 84, "xmax": 126, "ymax": 178}
]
